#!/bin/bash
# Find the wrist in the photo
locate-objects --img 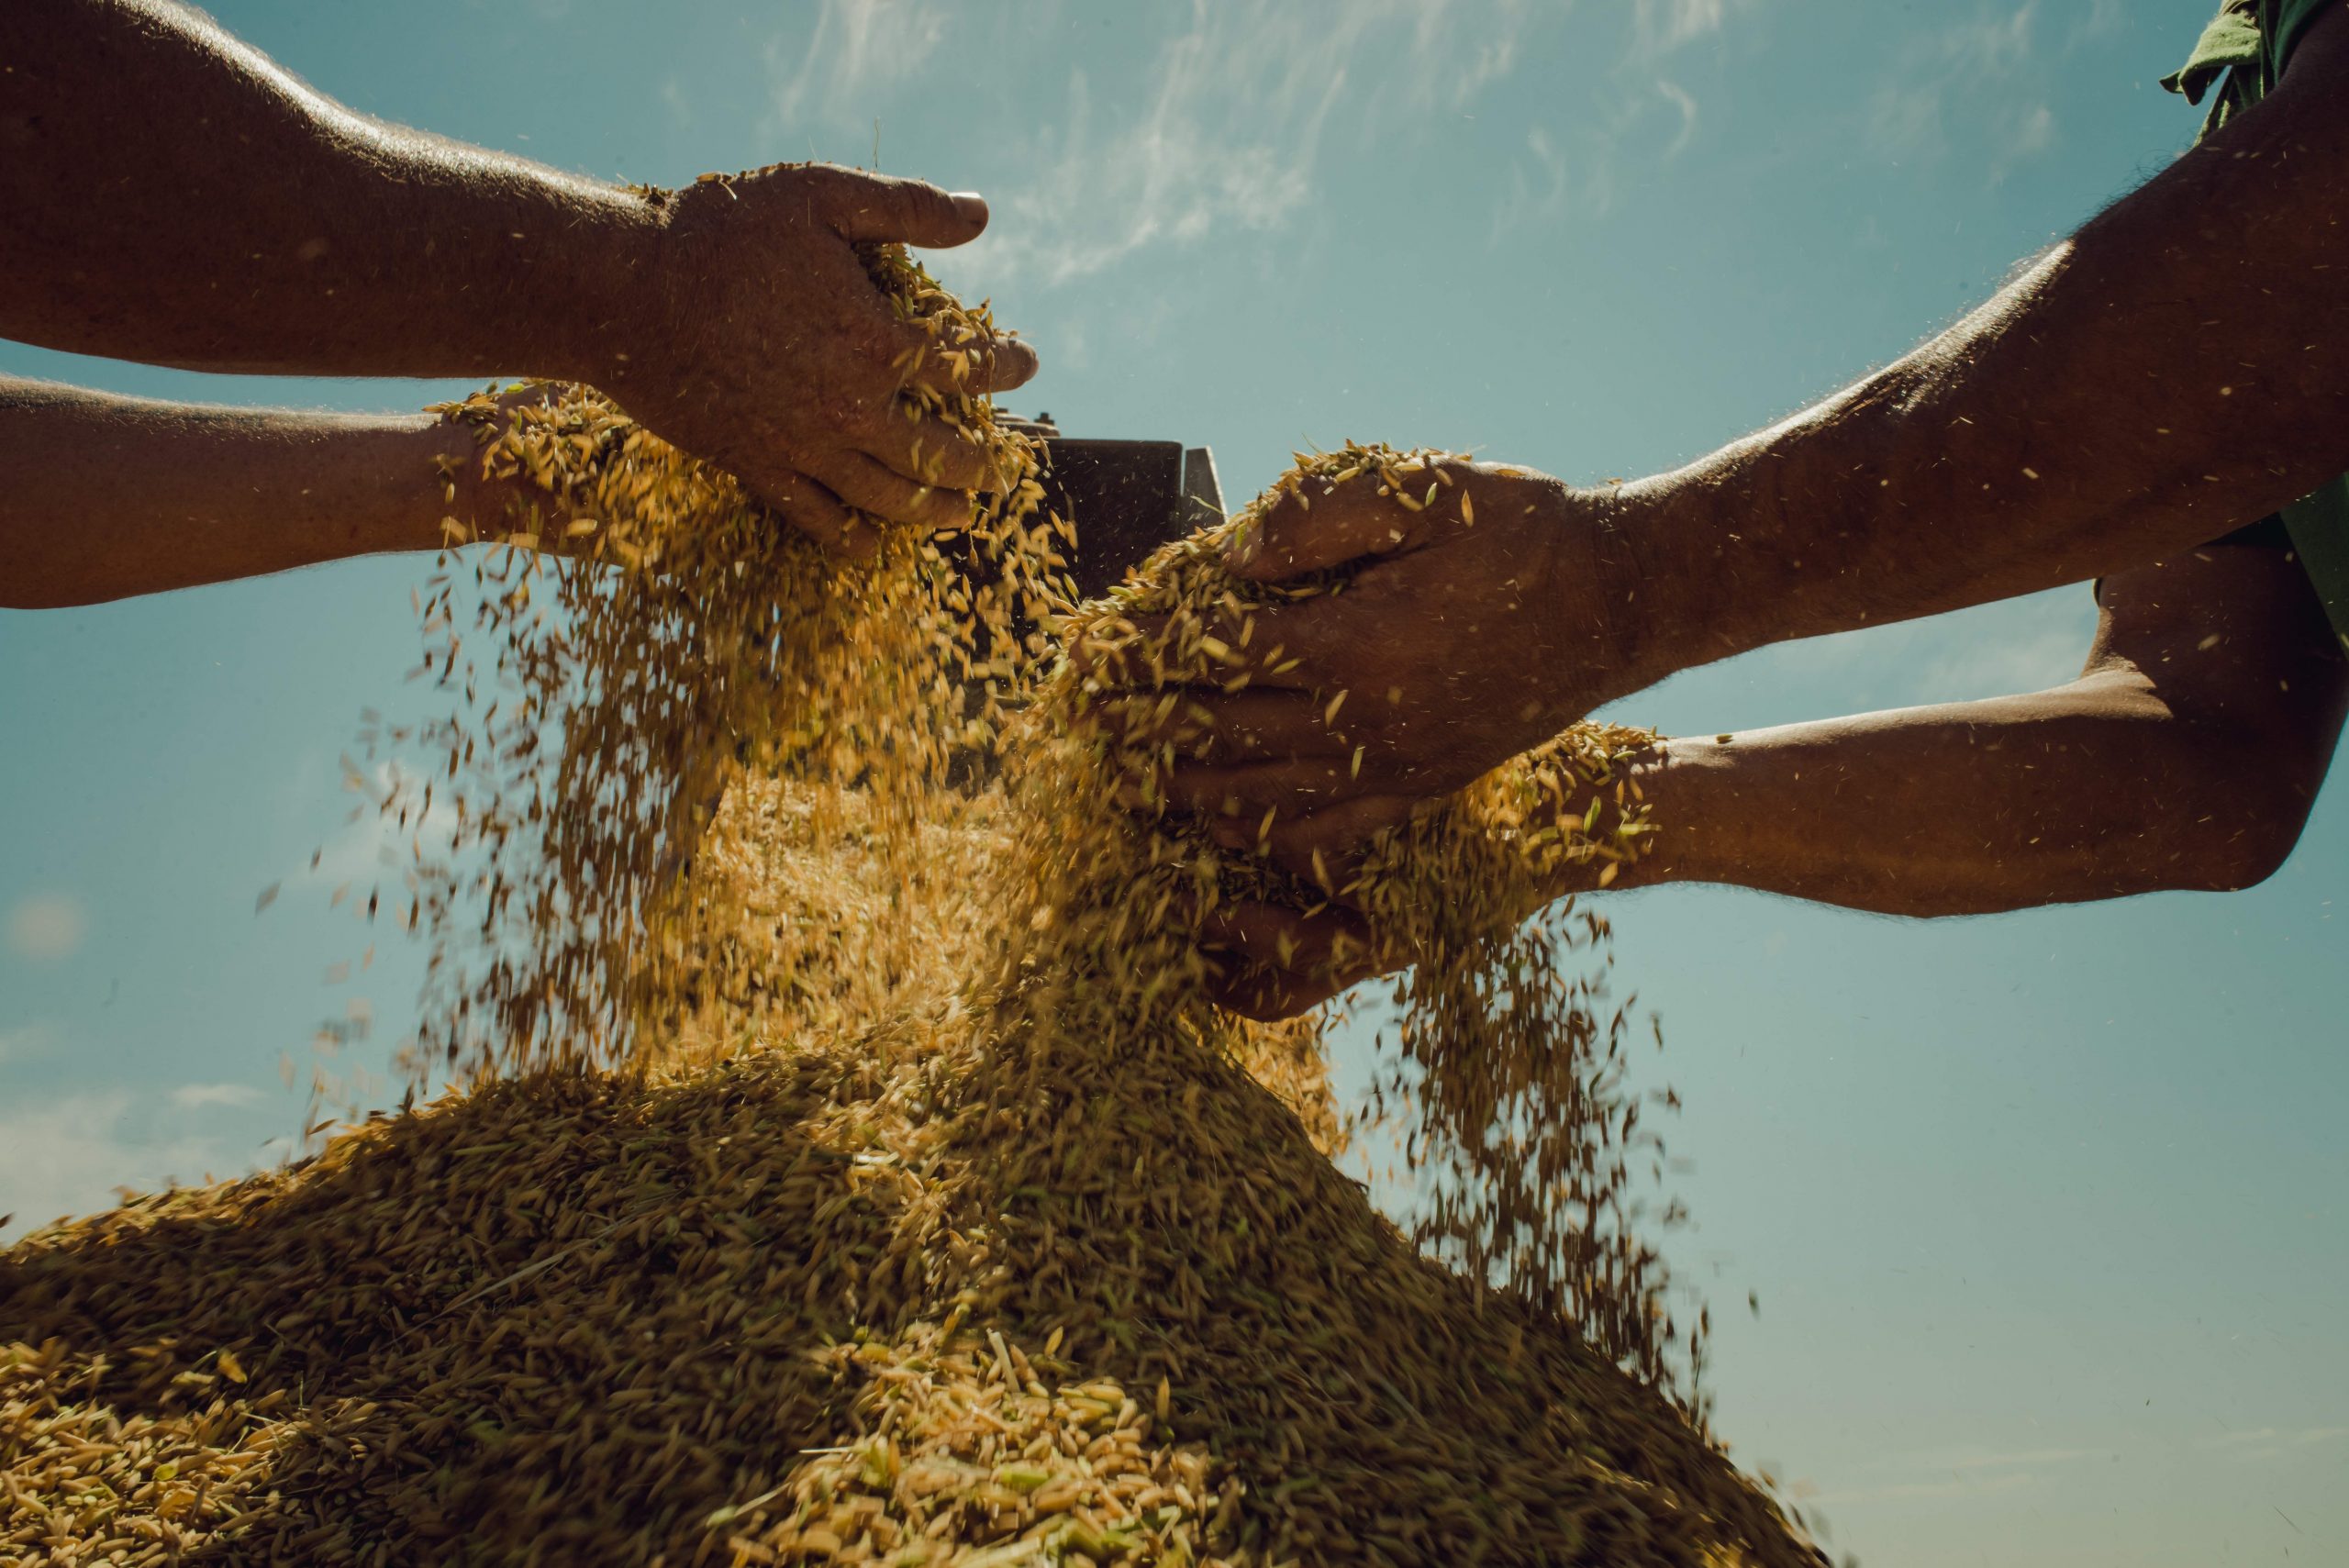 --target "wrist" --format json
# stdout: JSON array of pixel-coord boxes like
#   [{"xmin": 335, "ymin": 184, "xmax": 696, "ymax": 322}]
[
  {"xmin": 1516, "ymin": 736, "xmax": 1673, "ymax": 902},
  {"xmin": 419, "ymin": 410, "xmax": 507, "ymax": 547},
  {"xmin": 1582, "ymin": 479, "xmax": 1690, "ymax": 700},
  {"xmin": 1617, "ymin": 735, "xmax": 1752, "ymax": 893},
  {"xmin": 532, "ymin": 183, "xmax": 666, "ymax": 386}
]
